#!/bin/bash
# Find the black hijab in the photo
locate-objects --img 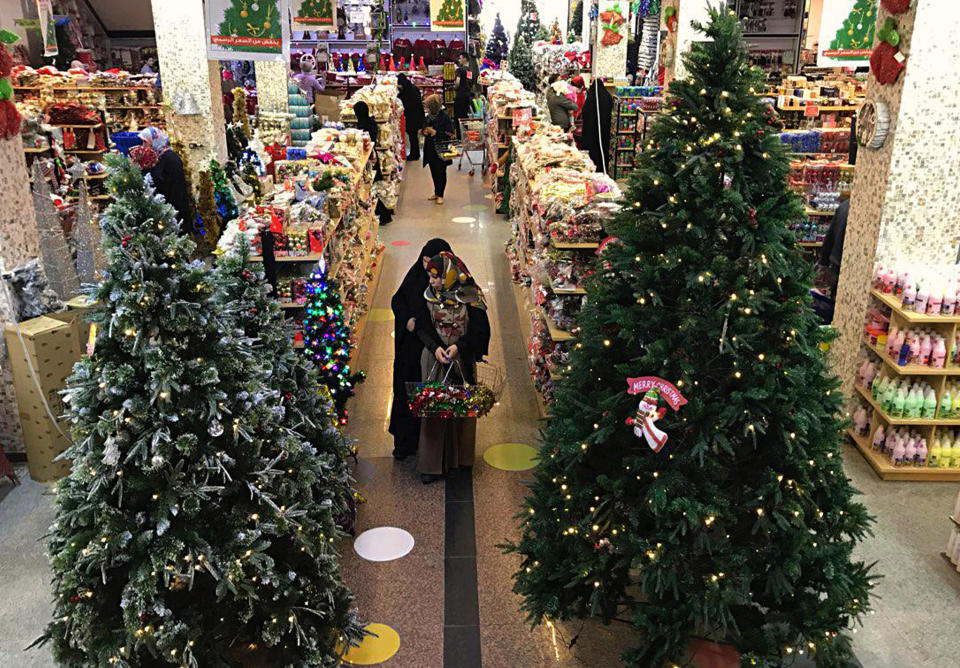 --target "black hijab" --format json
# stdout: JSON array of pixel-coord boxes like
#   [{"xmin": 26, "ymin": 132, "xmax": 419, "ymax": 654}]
[
  {"xmin": 353, "ymin": 100, "xmax": 378, "ymax": 143},
  {"xmin": 389, "ymin": 238, "xmax": 453, "ymax": 439},
  {"xmin": 396, "ymin": 73, "xmax": 424, "ymax": 128}
]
